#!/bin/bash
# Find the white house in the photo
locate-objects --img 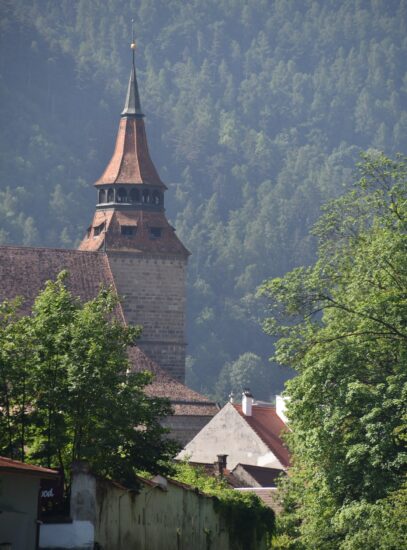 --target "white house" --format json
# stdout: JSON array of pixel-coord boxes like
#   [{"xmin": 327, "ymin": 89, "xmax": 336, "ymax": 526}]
[{"xmin": 178, "ymin": 392, "xmax": 290, "ymax": 471}]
